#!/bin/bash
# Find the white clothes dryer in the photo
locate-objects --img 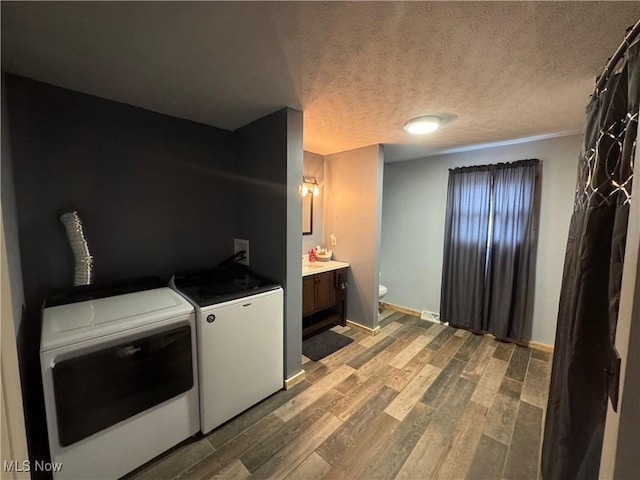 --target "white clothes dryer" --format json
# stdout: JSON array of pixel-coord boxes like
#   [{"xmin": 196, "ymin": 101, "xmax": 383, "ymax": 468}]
[{"xmin": 40, "ymin": 278, "xmax": 199, "ymax": 480}]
